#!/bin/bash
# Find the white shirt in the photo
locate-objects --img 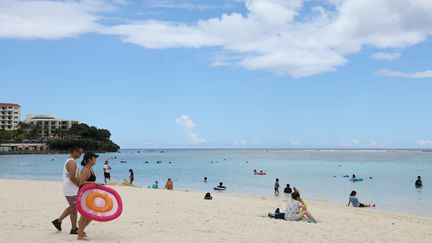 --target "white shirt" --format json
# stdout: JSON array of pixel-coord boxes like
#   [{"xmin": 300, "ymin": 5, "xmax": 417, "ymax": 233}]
[
  {"xmin": 62, "ymin": 158, "xmax": 79, "ymax": 196},
  {"xmin": 103, "ymin": 164, "xmax": 111, "ymax": 173}
]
